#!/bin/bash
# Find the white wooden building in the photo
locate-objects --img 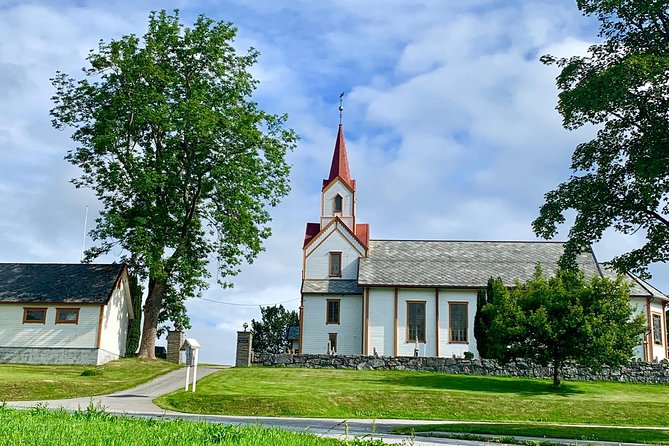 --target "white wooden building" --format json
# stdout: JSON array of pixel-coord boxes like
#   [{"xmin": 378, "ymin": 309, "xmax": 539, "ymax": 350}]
[
  {"xmin": 0, "ymin": 263, "xmax": 134, "ymax": 365},
  {"xmin": 298, "ymin": 124, "xmax": 668, "ymax": 362}
]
